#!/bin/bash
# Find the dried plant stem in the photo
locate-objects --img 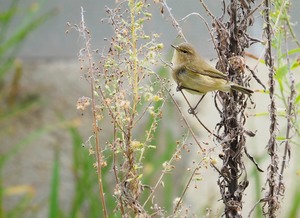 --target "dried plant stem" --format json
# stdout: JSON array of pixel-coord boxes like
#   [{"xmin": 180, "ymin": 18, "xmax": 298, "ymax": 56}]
[
  {"xmin": 168, "ymin": 93, "xmax": 206, "ymax": 151},
  {"xmin": 278, "ymin": 28, "xmax": 295, "ymax": 194},
  {"xmin": 160, "ymin": 0, "xmax": 187, "ymax": 41},
  {"xmin": 173, "ymin": 158, "xmax": 208, "ymax": 214},
  {"xmin": 143, "ymin": 135, "xmax": 187, "ymax": 207},
  {"xmin": 263, "ymin": 0, "xmax": 279, "ymax": 216},
  {"xmin": 143, "ymin": 75, "xmax": 206, "ymax": 207},
  {"xmin": 127, "ymin": 2, "xmax": 139, "ymax": 174},
  {"xmin": 129, "ymin": 0, "xmax": 139, "ymax": 114},
  {"xmin": 180, "ymin": 12, "xmax": 221, "ymax": 62},
  {"xmin": 200, "ymin": 0, "xmax": 258, "ymax": 216},
  {"xmin": 253, "ymin": 0, "xmax": 287, "ymax": 72},
  {"xmin": 199, "ymin": 0, "xmax": 215, "ymax": 19},
  {"xmin": 112, "ymin": 121, "xmax": 125, "ymax": 216},
  {"xmin": 80, "ymin": 7, "xmax": 108, "ymax": 218},
  {"xmin": 178, "ymin": 90, "xmax": 221, "ymax": 140}
]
